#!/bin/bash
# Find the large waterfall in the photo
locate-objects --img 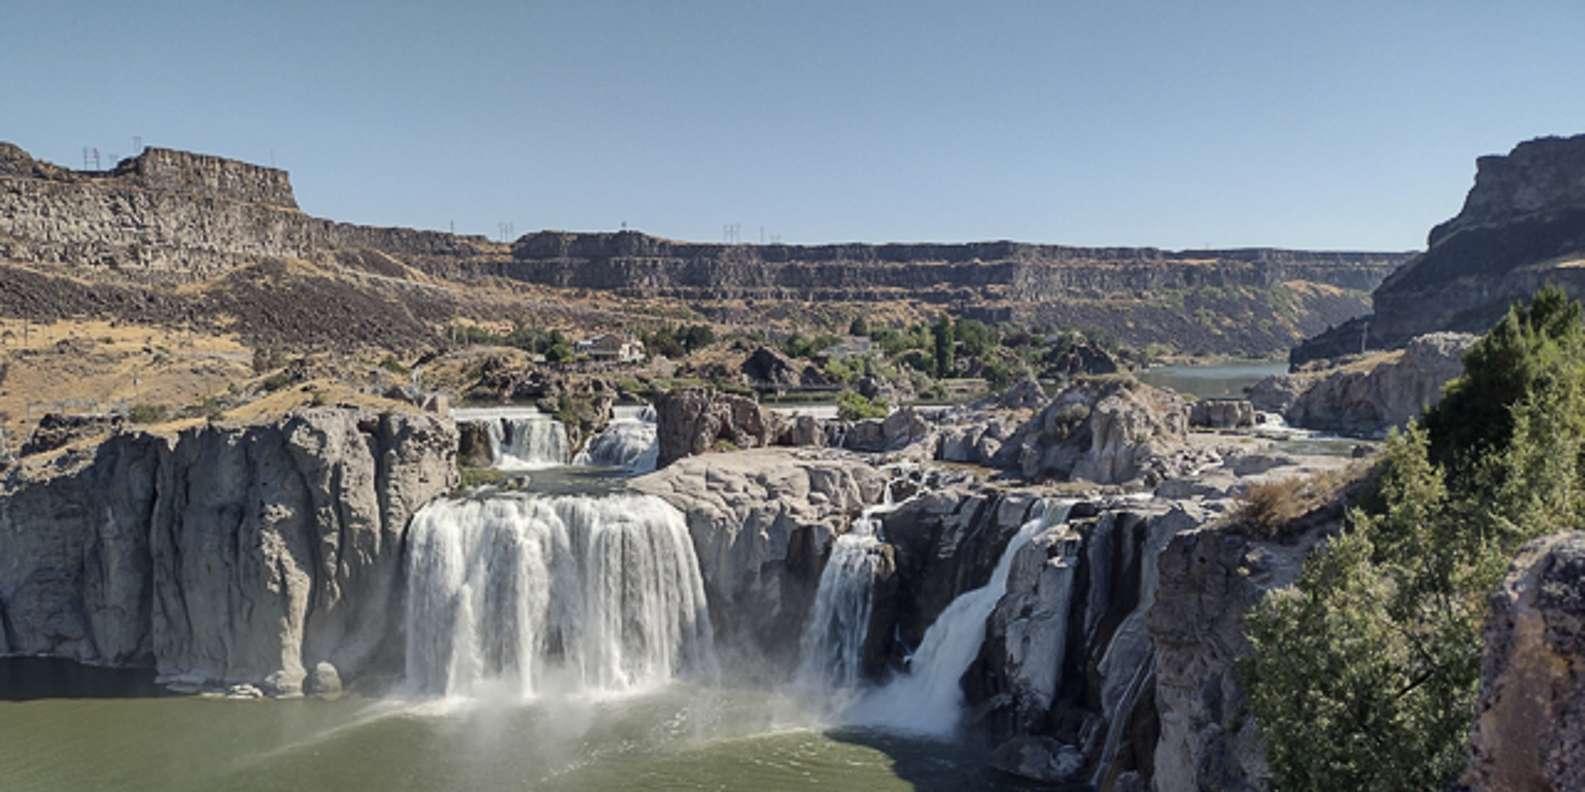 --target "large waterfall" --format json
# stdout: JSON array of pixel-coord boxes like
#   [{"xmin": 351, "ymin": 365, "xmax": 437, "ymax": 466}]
[
  {"xmin": 404, "ymin": 493, "xmax": 717, "ymax": 698},
  {"xmin": 572, "ymin": 405, "xmax": 658, "ymax": 473},
  {"xmin": 846, "ymin": 500, "xmax": 1072, "ymax": 737}
]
